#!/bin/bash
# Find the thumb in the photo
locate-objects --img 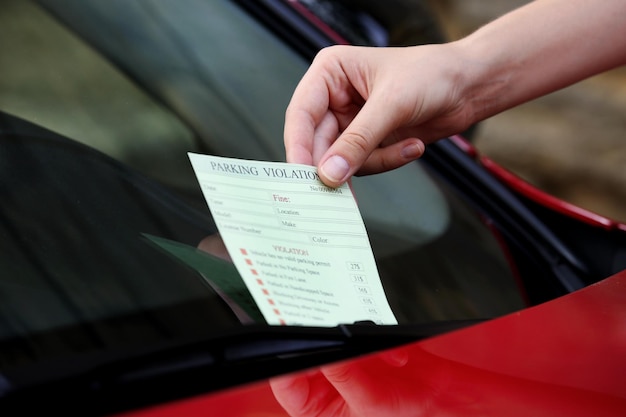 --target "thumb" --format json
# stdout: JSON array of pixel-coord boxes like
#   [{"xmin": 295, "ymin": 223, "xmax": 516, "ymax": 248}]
[{"xmin": 317, "ymin": 95, "xmax": 414, "ymax": 187}]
